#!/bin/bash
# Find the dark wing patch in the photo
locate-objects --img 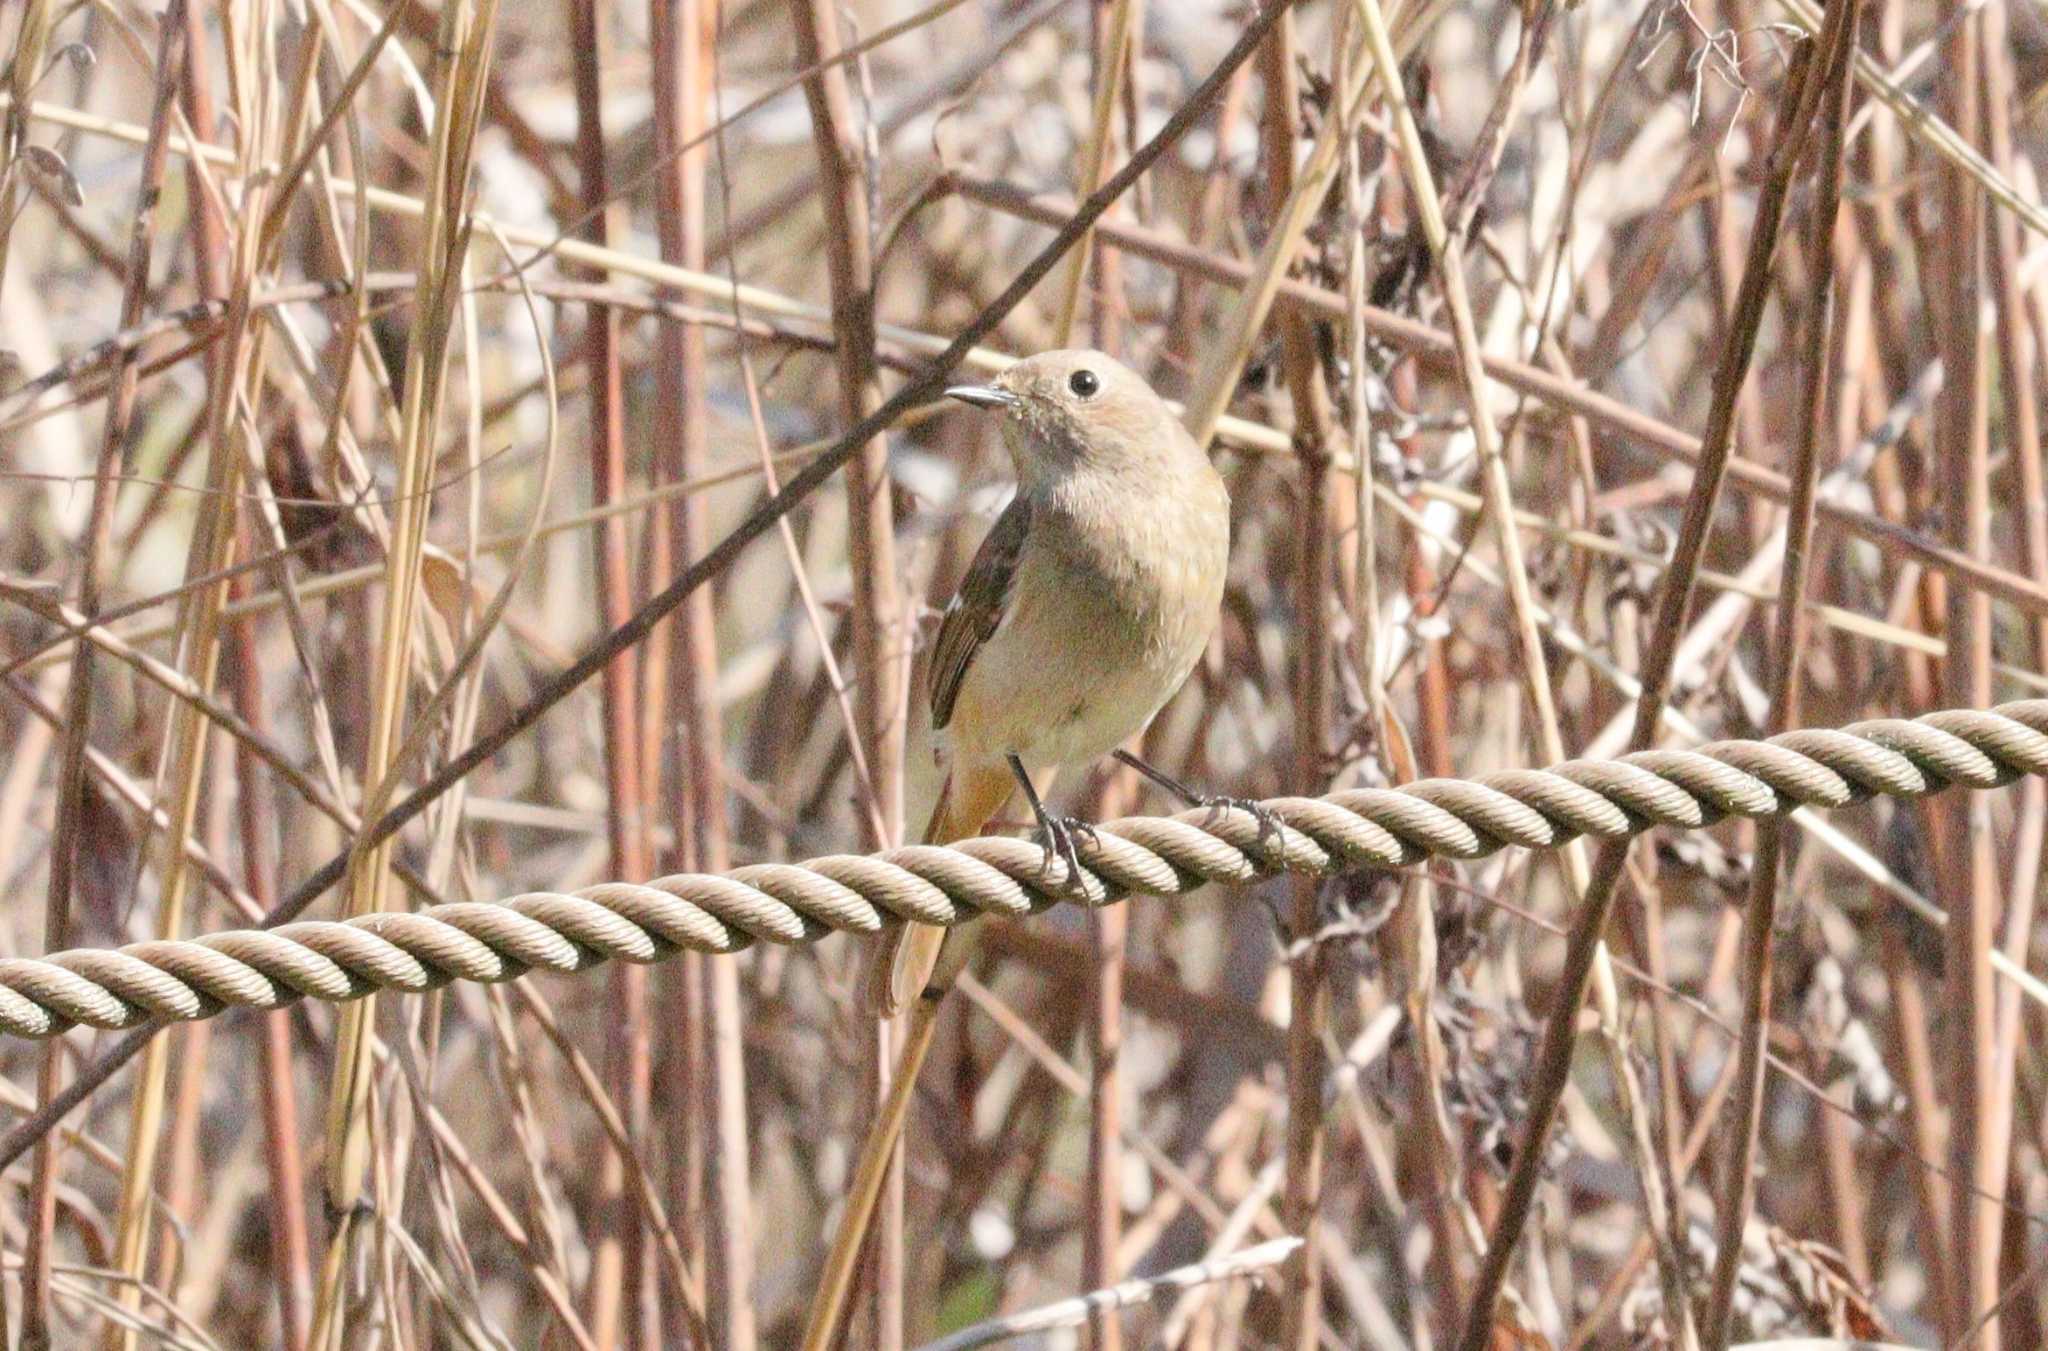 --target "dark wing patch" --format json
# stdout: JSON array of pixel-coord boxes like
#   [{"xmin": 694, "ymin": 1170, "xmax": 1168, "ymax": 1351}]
[{"xmin": 929, "ymin": 495, "xmax": 1032, "ymax": 730}]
